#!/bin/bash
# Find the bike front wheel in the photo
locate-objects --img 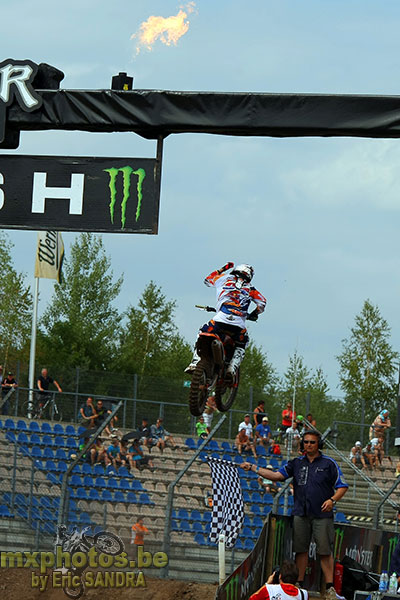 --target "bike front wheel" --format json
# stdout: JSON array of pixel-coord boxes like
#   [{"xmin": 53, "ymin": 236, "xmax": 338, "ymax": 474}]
[
  {"xmin": 215, "ymin": 368, "xmax": 239, "ymax": 412},
  {"xmin": 21, "ymin": 400, "xmax": 42, "ymax": 420},
  {"xmin": 93, "ymin": 531, "xmax": 124, "ymax": 555}
]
